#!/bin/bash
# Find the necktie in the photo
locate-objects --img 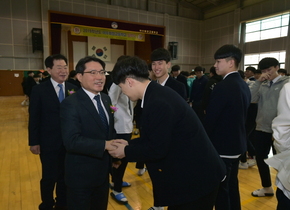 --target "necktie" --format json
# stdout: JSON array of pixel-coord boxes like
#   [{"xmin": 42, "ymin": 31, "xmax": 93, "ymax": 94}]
[
  {"xmin": 270, "ymin": 81, "xmax": 273, "ymax": 87},
  {"xmin": 94, "ymin": 95, "xmax": 109, "ymax": 132},
  {"xmin": 58, "ymin": 84, "xmax": 64, "ymax": 102}
]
